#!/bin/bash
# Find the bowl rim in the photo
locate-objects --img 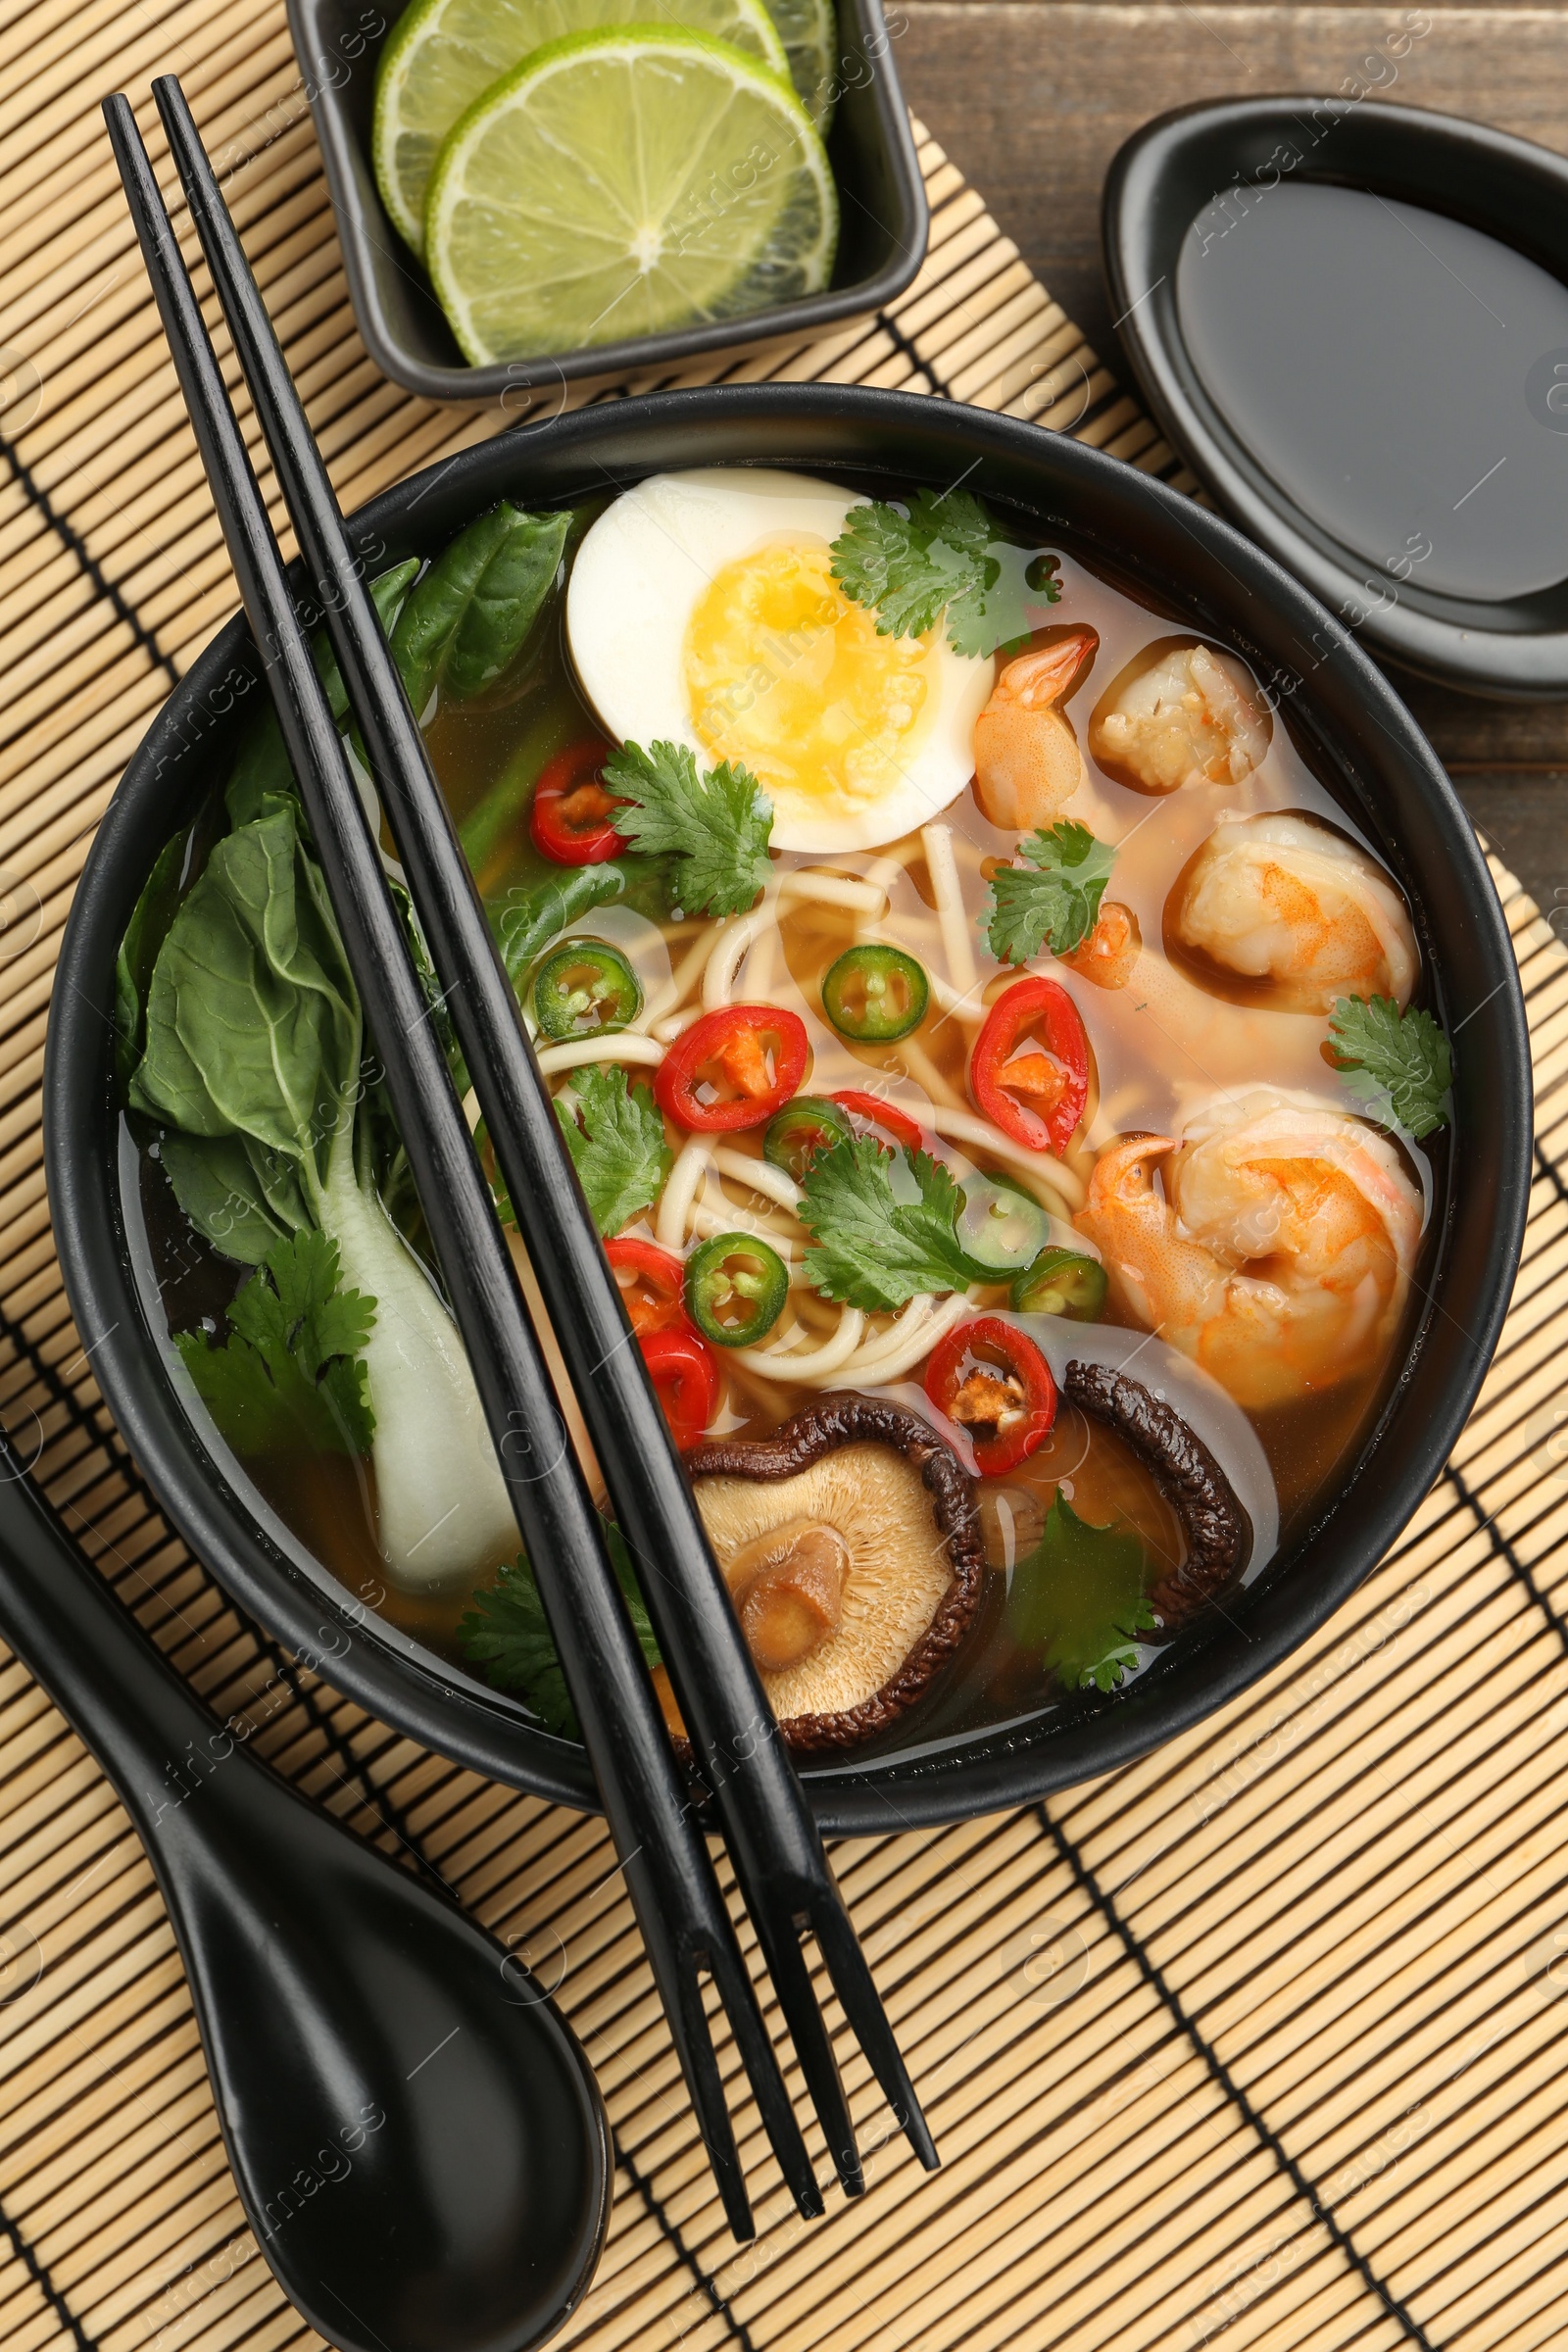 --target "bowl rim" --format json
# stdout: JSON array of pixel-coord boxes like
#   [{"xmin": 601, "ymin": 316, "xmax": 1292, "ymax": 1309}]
[
  {"xmin": 43, "ymin": 382, "xmax": 1533, "ymax": 1834},
  {"xmin": 288, "ymin": 0, "xmax": 930, "ymax": 403},
  {"xmin": 1102, "ymin": 94, "xmax": 1568, "ymax": 699}
]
